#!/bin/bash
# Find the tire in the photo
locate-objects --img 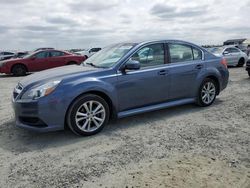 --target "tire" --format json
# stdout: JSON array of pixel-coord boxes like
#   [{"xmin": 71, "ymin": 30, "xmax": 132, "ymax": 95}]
[
  {"xmin": 248, "ymin": 71, "xmax": 250, "ymax": 77},
  {"xmin": 197, "ymin": 78, "xmax": 217, "ymax": 107},
  {"xmin": 67, "ymin": 94, "xmax": 110, "ymax": 136},
  {"xmin": 237, "ymin": 58, "xmax": 245, "ymax": 67},
  {"xmin": 12, "ymin": 64, "xmax": 27, "ymax": 76},
  {"xmin": 67, "ymin": 61, "xmax": 77, "ymax": 65}
]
